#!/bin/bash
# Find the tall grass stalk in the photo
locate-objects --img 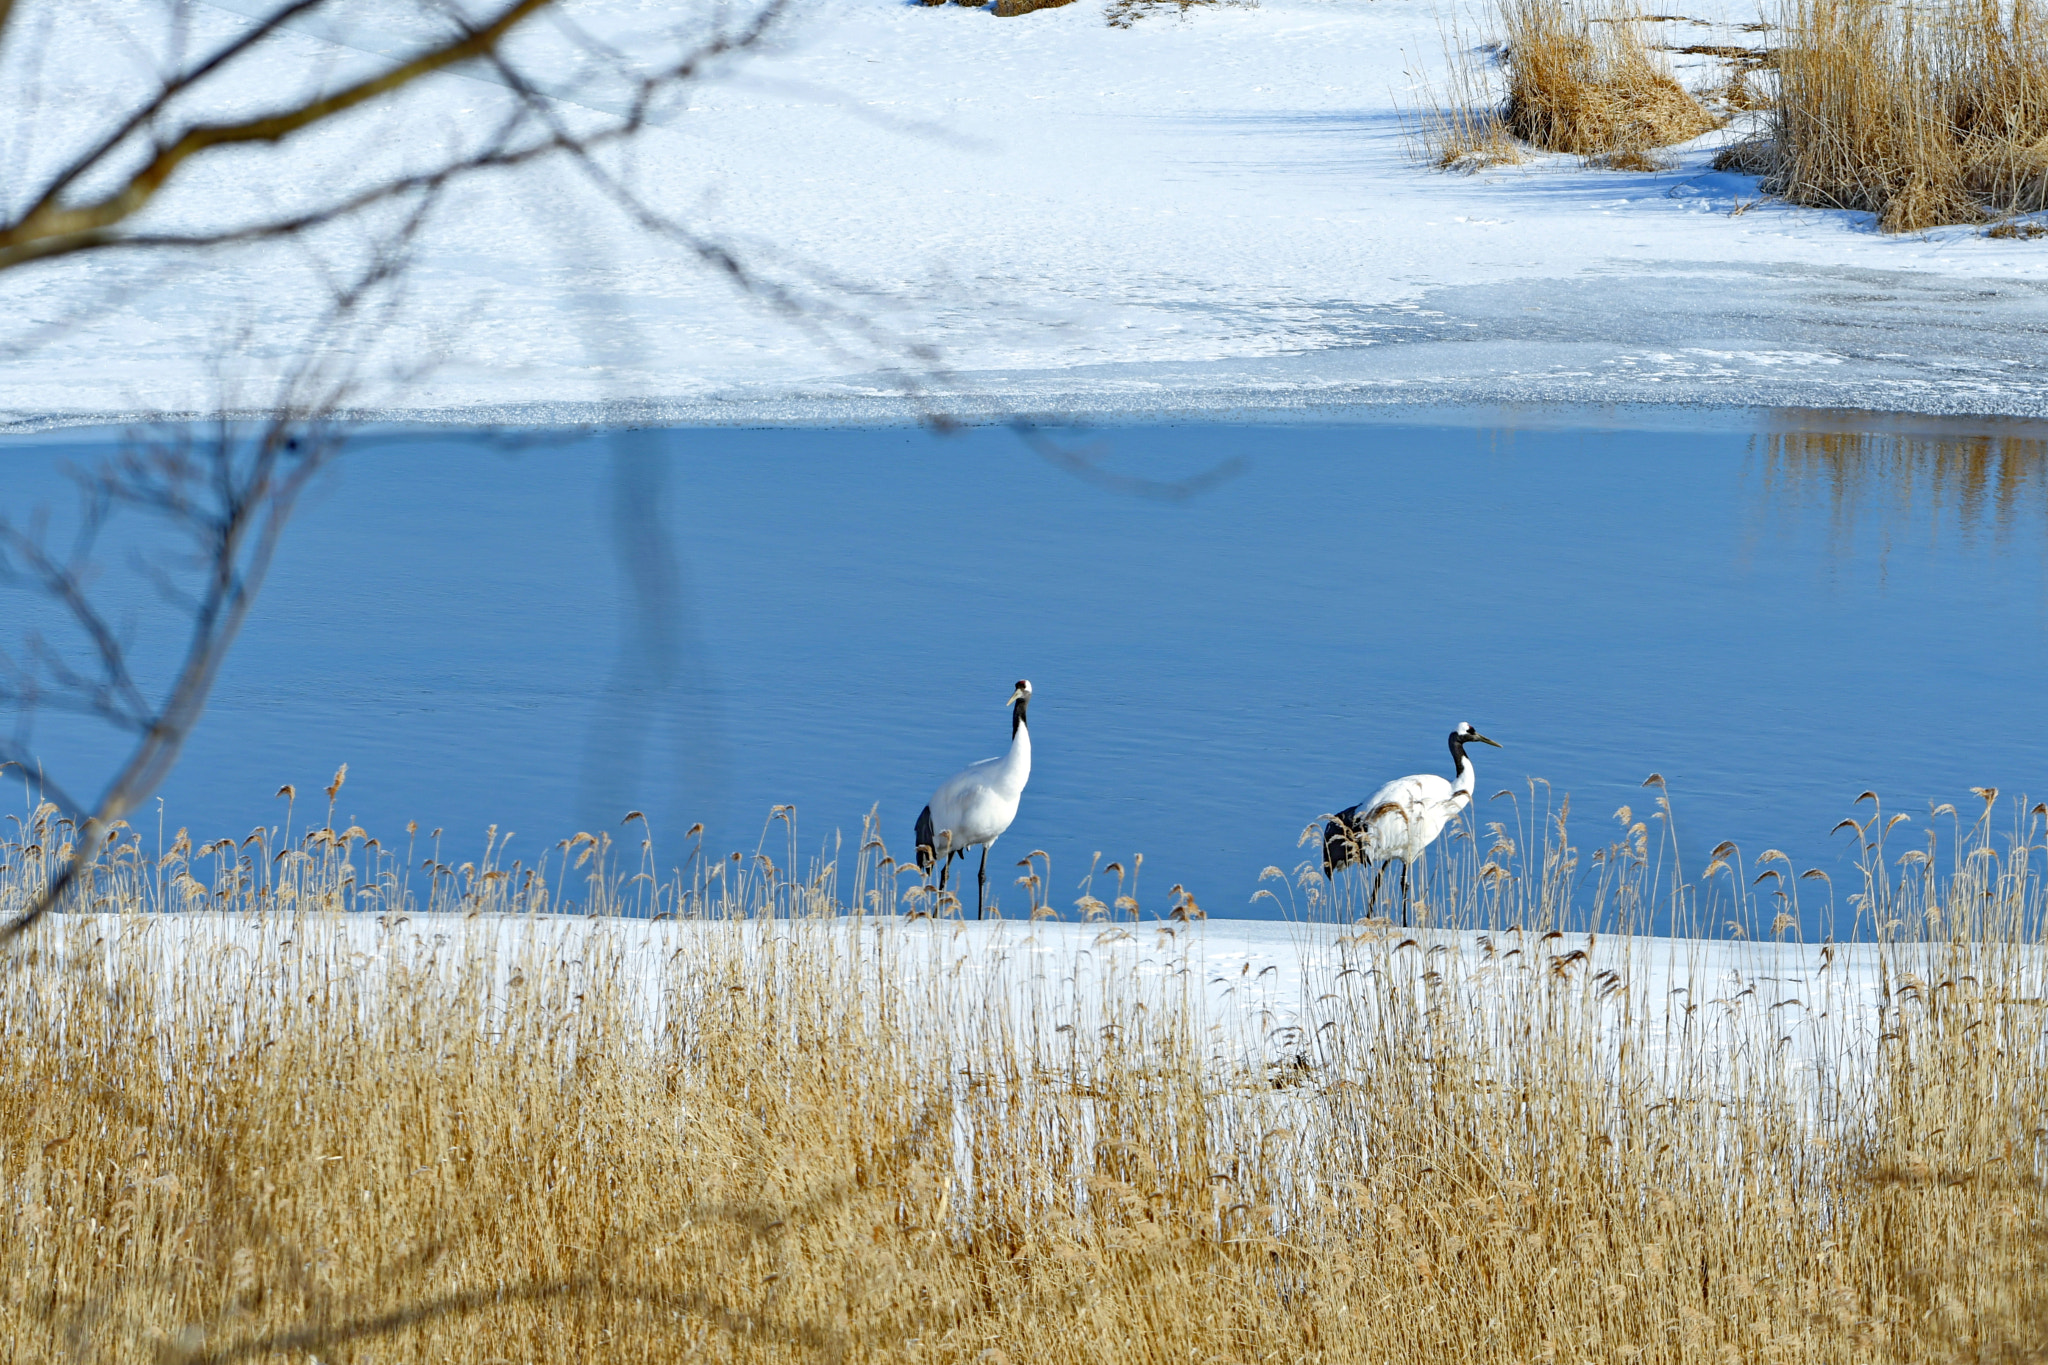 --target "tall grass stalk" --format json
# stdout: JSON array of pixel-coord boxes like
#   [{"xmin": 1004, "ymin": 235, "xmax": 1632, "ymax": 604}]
[
  {"xmin": 1411, "ymin": 0, "xmax": 1720, "ymax": 170},
  {"xmin": 1406, "ymin": 22, "xmax": 1526, "ymax": 171},
  {"xmin": 1728, "ymin": 0, "xmax": 2048, "ymax": 230},
  {"xmin": 3, "ymin": 789, "xmax": 2048, "ymax": 1361}
]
